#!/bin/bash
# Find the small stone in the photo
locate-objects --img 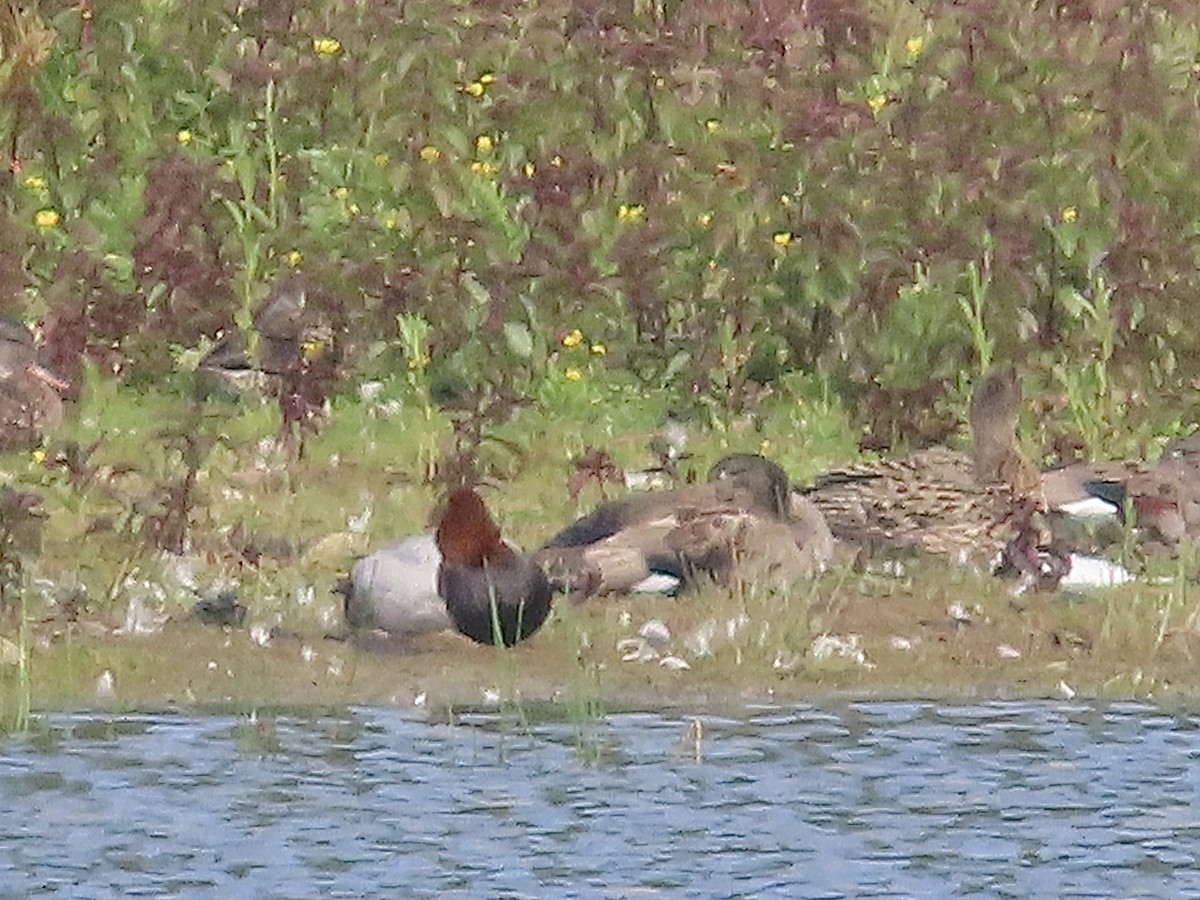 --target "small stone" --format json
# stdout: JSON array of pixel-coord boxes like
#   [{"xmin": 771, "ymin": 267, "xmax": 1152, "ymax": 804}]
[{"xmin": 638, "ymin": 619, "xmax": 671, "ymax": 647}]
